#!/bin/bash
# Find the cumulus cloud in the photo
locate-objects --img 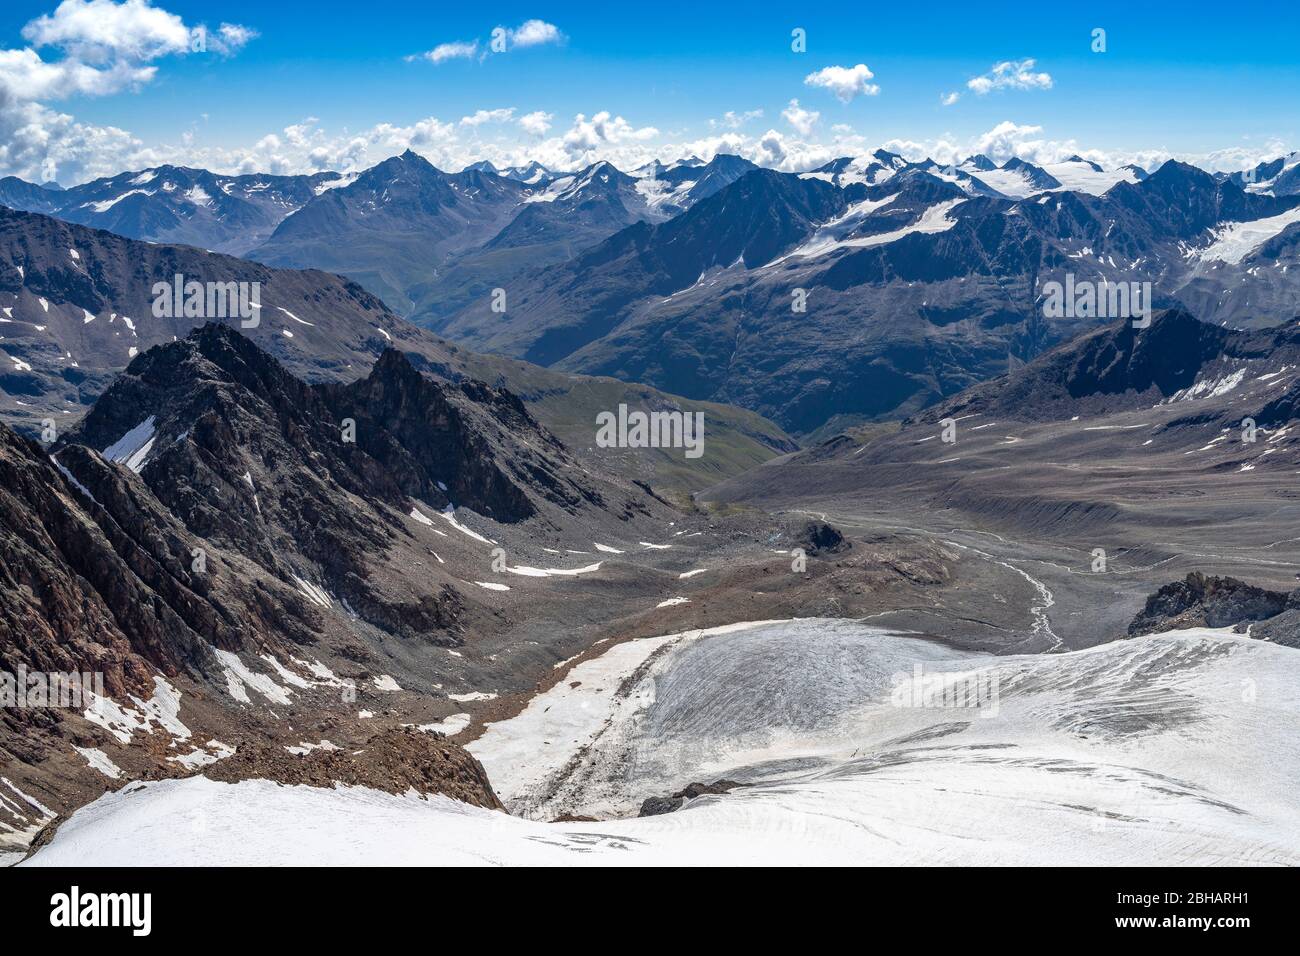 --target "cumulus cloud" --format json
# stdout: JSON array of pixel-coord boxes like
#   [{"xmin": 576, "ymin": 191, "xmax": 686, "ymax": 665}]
[
  {"xmin": 460, "ymin": 108, "xmax": 515, "ymax": 127},
  {"xmin": 207, "ymin": 23, "xmax": 258, "ymax": 57},
  {"xmin": 804, "ymin": 64, "xmax": 879, "ymax": 103},
  {"xmin": 22, "ymin": 0, "xmax": 190, "ymax": 61},
  {"xmin": 559, "ymin": 111, "xmax": 658, "ymax": 163},
  {"xmin": 504, "ymin": 20, "xmax": 563, "ymax": 49},
  {"xmin": 0, "ymin": 0, "xmax": 255, "ymax": 183},
  {"xmin": 781, "ymin": 99, "xmax": 819, "ymax": 137},
  {"xmin": 941, "ymin": 91, "xmax": 961, "ymax": 107},
  {"xmin": 518, "ymin": 110, "xmax": 553, "ymax": 136},
  {"xmin": 415, "ymin": 40, "xmax": 478, "ymax": 64},
  {"xmin": 711, "ymin": 109, "xmax": 763, "ymax": 130},
  {"xmin": 967, "ymin": 59, "xmax": 1053, "ymax": 95}
]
